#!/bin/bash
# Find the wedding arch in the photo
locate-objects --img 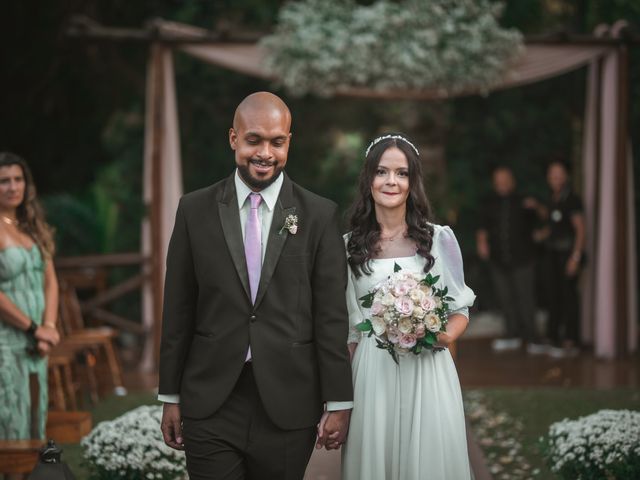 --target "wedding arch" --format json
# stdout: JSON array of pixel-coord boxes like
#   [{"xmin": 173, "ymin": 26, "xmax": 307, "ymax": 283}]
[{"xmin": 68, "ymin": 16, "xmax": 638, "ymax": 363}]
